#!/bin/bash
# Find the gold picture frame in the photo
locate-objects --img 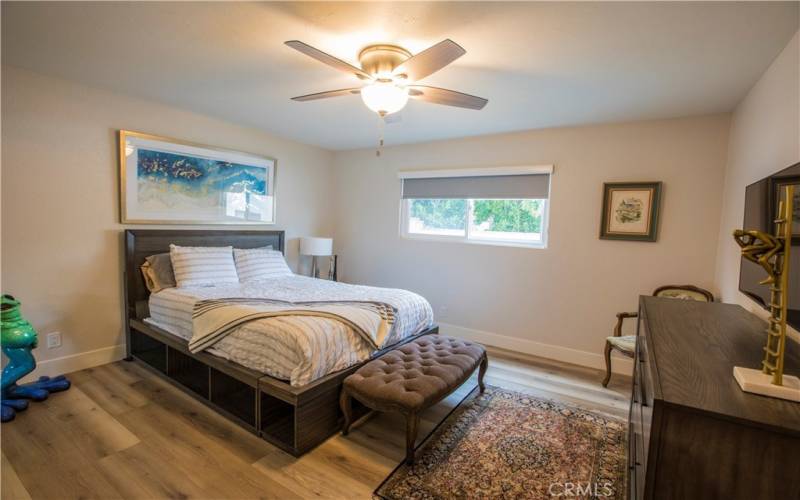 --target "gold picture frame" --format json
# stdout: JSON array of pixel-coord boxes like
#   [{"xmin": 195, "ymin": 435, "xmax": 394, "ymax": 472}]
[{"xmin": 119, "ymin": 130, "xmax": 277, "ymax": 225}]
